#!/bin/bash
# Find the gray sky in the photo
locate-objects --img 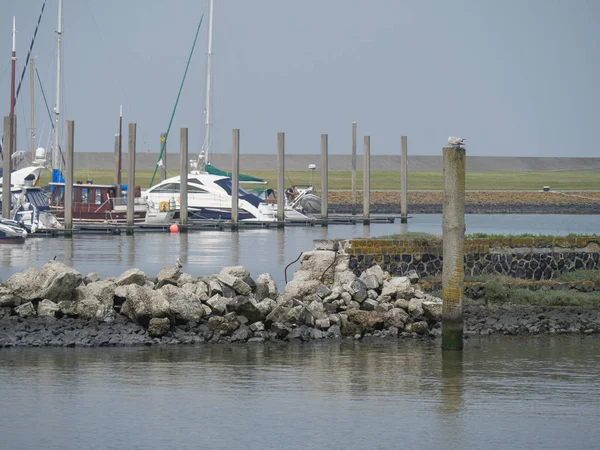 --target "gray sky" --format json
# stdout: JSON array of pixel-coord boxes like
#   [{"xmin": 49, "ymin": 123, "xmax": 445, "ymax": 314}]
[{"xmin": 1, "ymin": 0, "xmax": 599, "ymax": 158}]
